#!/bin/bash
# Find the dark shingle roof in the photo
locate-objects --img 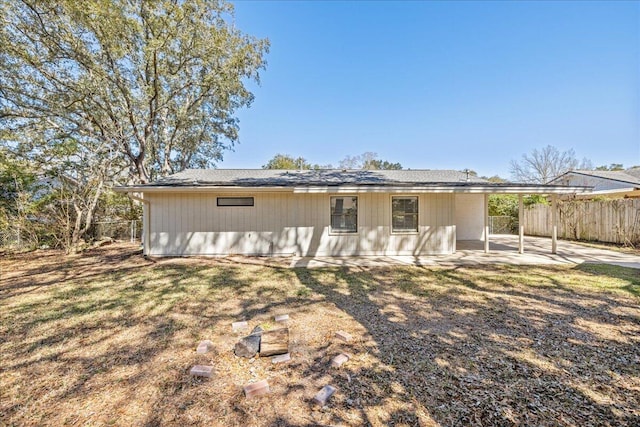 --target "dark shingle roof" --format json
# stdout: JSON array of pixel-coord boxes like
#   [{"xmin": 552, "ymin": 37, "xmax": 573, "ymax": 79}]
[{"xmin": 148, "ymin": 169, "xmax": 490, "ymax": 187}]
